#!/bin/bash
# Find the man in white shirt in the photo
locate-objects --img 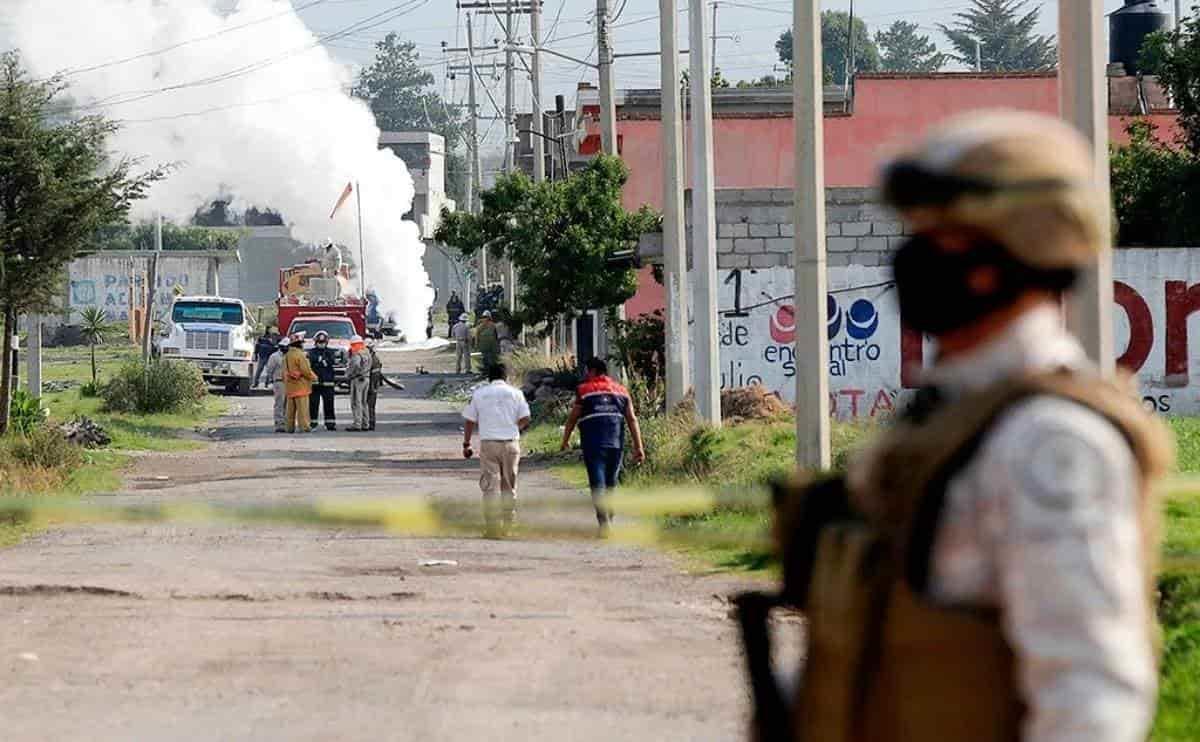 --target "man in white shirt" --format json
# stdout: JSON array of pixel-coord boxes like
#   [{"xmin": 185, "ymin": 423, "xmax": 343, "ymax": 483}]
[{"xmin": 461, "ymin": 362, "xmax": 531, "ymax": 536}]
